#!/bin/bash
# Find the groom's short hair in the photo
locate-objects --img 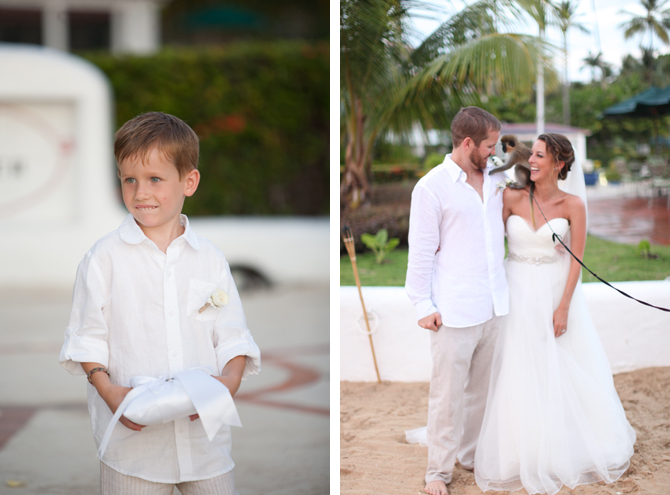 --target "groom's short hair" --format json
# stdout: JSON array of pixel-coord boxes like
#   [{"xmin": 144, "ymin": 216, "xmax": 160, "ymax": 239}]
[{"xmin": 451, "ymin": 107, "xmax": 501, "ymax": 148}]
